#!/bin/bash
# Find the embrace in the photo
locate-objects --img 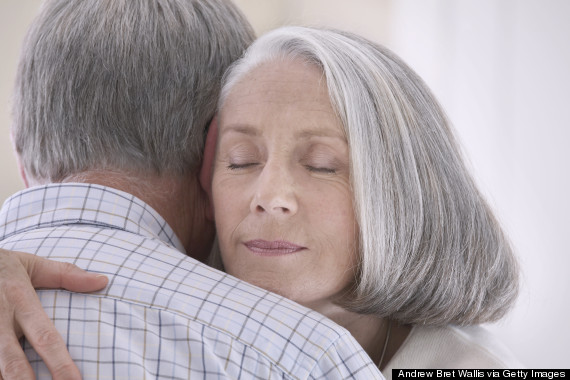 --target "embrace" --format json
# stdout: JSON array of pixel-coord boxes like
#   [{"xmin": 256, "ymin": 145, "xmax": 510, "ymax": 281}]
[{"xmin": 0, "ymin": 0, "xmax": 521, "ymax": 379}]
